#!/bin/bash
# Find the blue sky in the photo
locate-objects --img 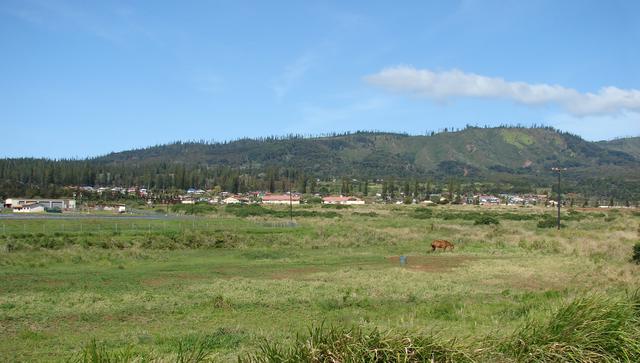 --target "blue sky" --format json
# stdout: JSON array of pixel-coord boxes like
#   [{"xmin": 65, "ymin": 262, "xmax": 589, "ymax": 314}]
[{"xmin": 1, "ymin": 0, "xmax": 639, "ymax": 158}]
